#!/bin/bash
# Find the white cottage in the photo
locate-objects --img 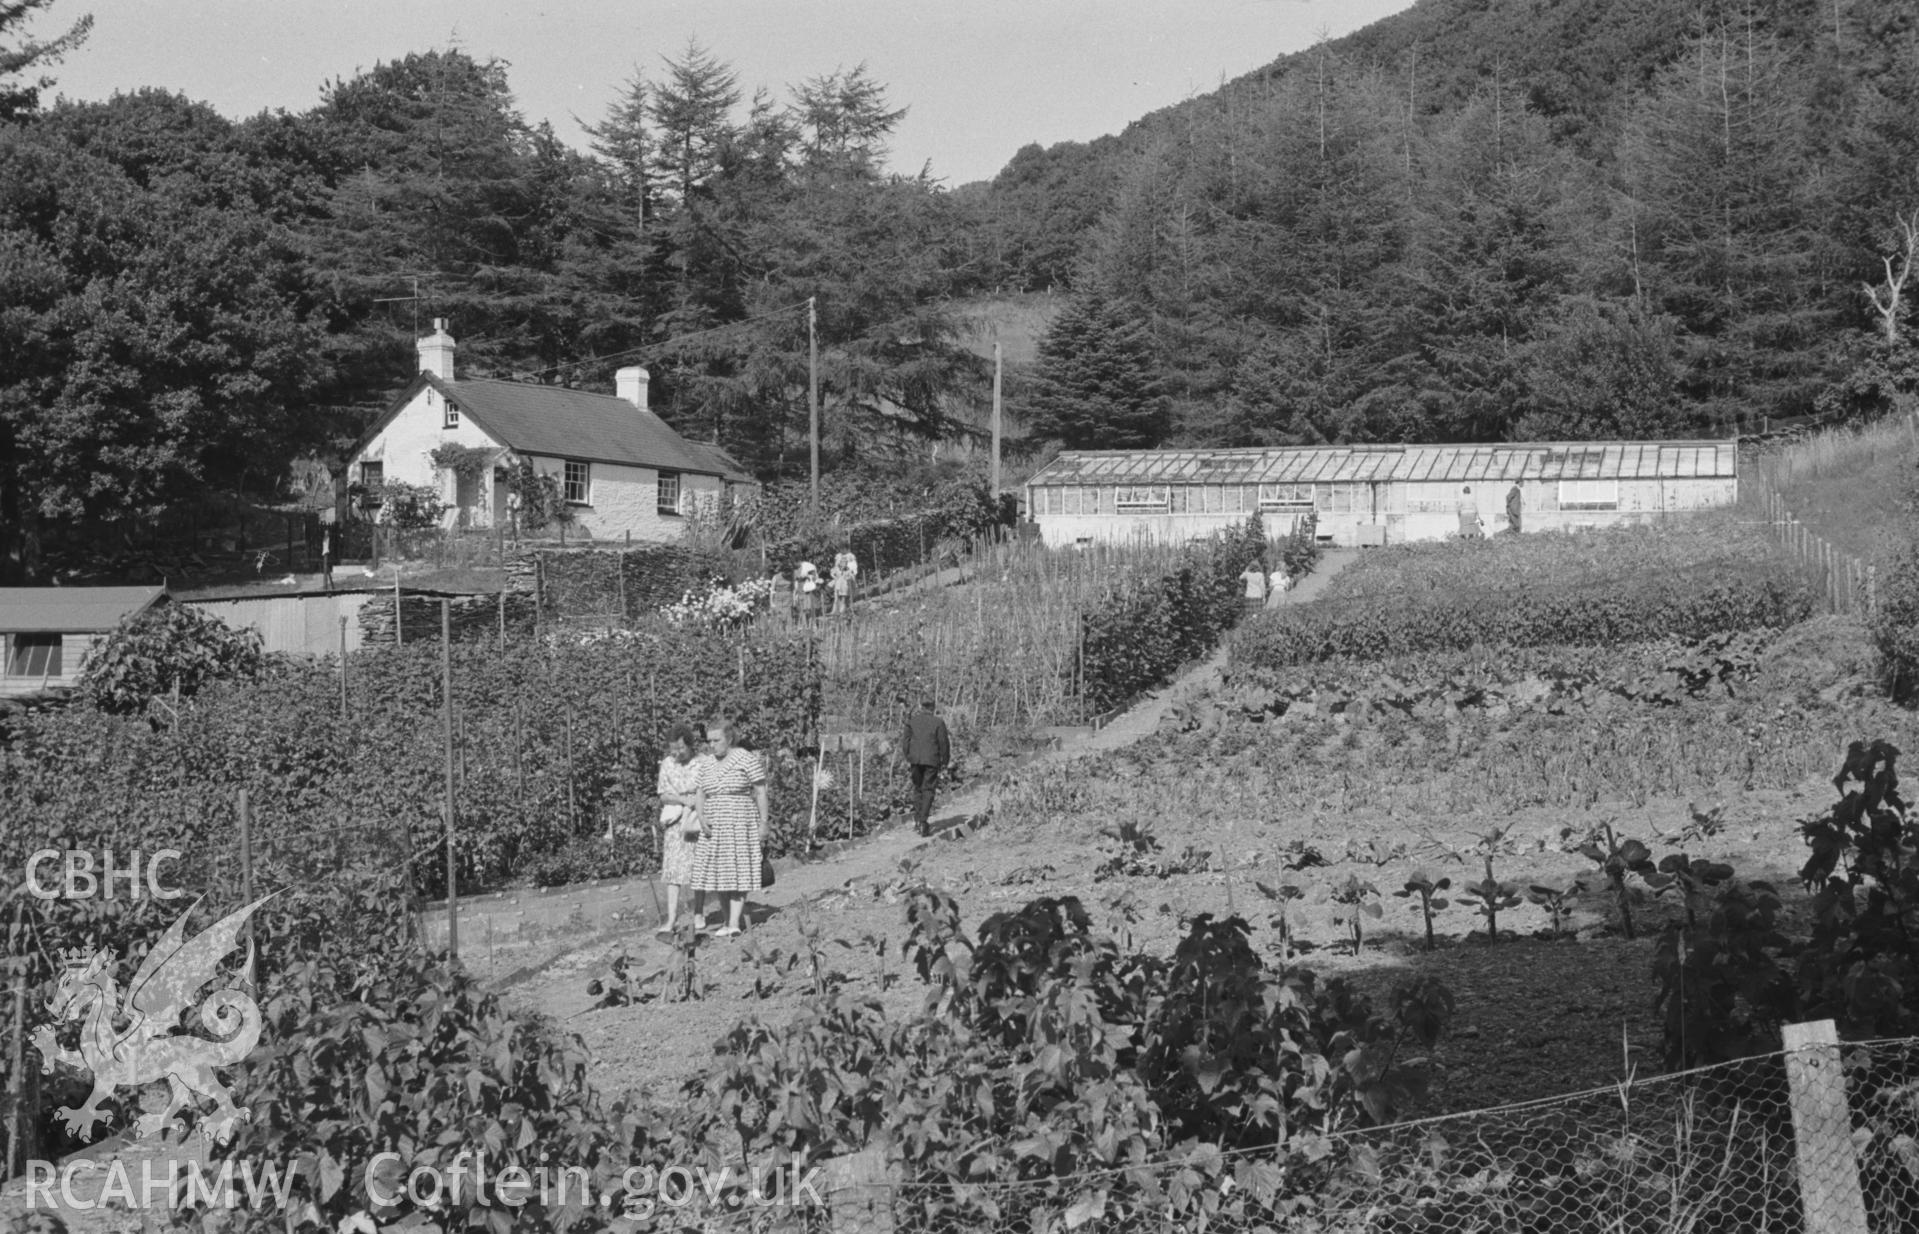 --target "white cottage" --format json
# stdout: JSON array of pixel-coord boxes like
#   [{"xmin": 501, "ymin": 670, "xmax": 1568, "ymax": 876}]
[
  {"xmin": 346, "ymin": 321, "xmax": 757, "ymax": 541},
  {"xmin": 1025, "ymin": 440, "xmax": 1739, "ymax": 548}
]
